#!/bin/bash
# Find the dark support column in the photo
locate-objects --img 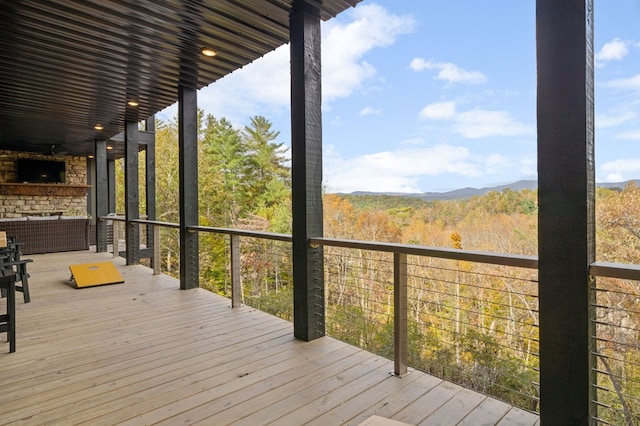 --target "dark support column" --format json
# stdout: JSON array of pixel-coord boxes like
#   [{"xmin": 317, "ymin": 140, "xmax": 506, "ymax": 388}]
[
  {"xmin": 290, "ymin": 1, "xmax": 324, "ymax": 341},
  {"xmin": 86, "ymin": 158, "xmax": 96, "ymax": 220},
  {"xmin": 145, "ymin": 116, "xmax": 157, "ymax": 265},
  {"xmin": 95, "ymin": 140, "xmax": 108, "ymax": 252},
  {"xmin": 178, "ymin": 85, "xmax": 199, "ymax": 289},
  {"xmin": 107, "ymin": 159, "xmax": 116, "ymax": 213},
  {"xmin": 537, "ymin": 1, "xmax": 595, "ymax": 423},
  {"xmin": 125, "ymin": 120, "xmax": 140, "ymax": 265}
]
